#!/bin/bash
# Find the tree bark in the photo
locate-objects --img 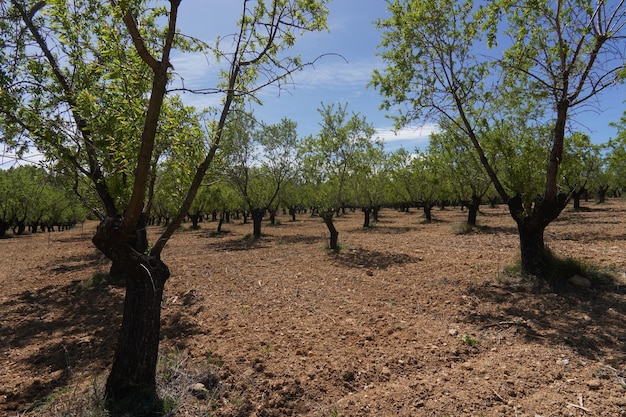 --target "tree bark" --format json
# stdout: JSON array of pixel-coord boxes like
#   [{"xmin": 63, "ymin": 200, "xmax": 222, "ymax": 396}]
[
  {"xmin": 251, "ymin": 207, "xmax": 265, "ymax": 238},
  {"xmin": 105, "ymin": 258, "xmax": 169, "ymax": 416},
  {"xmin": 466, "ymin": 195, "xmax": 481, "ymax": 226},
  {"xmin": 570, "ymin": 187, "xmax": 585, "ymax": 210},
  {"xmin": 321, "ymin": 210, "xmax": 339, "ymax": 251},
  {"xmin": 189, "ymin": 211, "xmax": 202, "ymax": 229},
  {"xmin": 508, "ymin": 194, "xmax": 568, "ymax": 283},
  {"xmin": 92, "ymin": 216, "xmax": 170, "ymax": 416},
  {"xmin": 217, "ymin": 212, "xmax": 225, "ymax": 233},
  {"xmin": 423, "ymin": 204, "xmax": 433, "ymax": 223},
  {"xmin": 597, "ymin": 185, "xmax": 609, "ymax": 203},
  {"xmin": 362, "ymin": 206, "xmax": 372, "ymax": 228}
]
